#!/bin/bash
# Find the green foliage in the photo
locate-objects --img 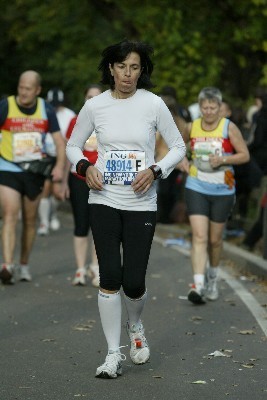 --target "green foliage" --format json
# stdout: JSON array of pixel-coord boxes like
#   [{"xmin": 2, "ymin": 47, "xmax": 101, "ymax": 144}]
[{"xmin": 0, "ymin": 0, "xmax": 266, "ymax": 111}]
